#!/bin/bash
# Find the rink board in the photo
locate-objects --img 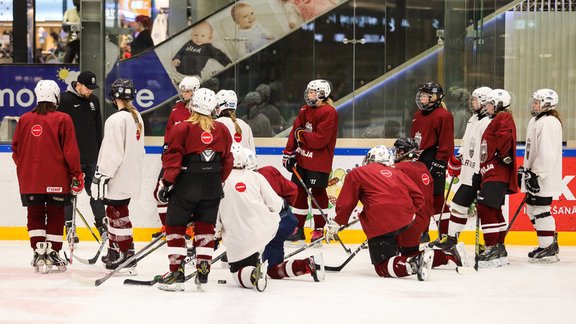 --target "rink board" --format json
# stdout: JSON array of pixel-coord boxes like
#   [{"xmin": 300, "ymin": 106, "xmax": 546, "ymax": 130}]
[{"xmin": 1, "ymin": 142, "xmax": 576, "ymax": 245}]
